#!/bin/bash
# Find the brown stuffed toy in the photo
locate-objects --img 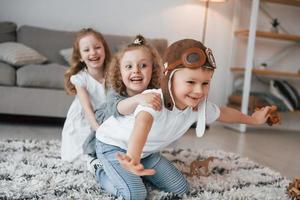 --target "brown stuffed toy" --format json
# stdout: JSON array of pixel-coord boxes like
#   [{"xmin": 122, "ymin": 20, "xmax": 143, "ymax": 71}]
[
  {"xmin": 187, "ymin": 157, "xmax": 215, "ymax": 177},
  {"xmin": 266, "ymin": 105, "xmax": 281, "ymax": 126},
  {"xmin": 288, "ymin": 176, "xmax": 300, "ymax": 199},
  {"xmin": 255, "ymin": 105, "xmax": 281, "ymax": 126}
]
